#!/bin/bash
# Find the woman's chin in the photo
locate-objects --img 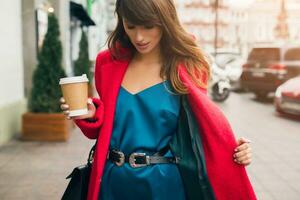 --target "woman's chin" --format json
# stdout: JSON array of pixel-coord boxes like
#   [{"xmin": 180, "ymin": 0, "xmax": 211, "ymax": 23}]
[
  {"xmin": 137, "ymin": 50, "xmax": 150, "ymax": 54},
  {"xmin": 135, "ymin": 46, "xmax": 155, "ymax": 54}
]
